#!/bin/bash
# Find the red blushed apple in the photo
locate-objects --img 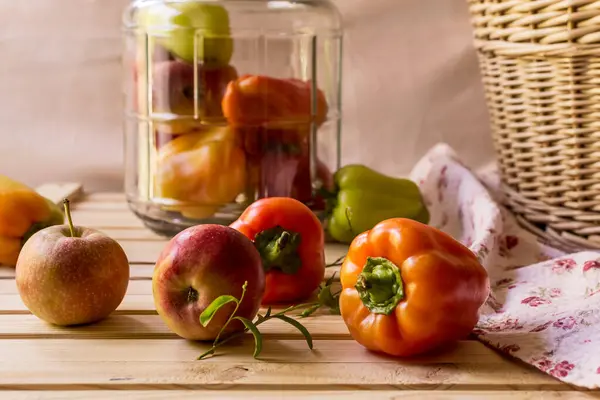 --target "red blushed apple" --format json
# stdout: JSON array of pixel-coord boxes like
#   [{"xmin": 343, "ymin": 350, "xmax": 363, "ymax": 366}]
[
  {"xmin": 152, "ymin": 224, "xmax": 265, "ymax": 341},
  {"xmin": 151, "ymin": 60, "xmax": 239, "ymax": 144},
  {"xmin": 15, "ymin": 201, "xmax": 130, "ymax": 326}
]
